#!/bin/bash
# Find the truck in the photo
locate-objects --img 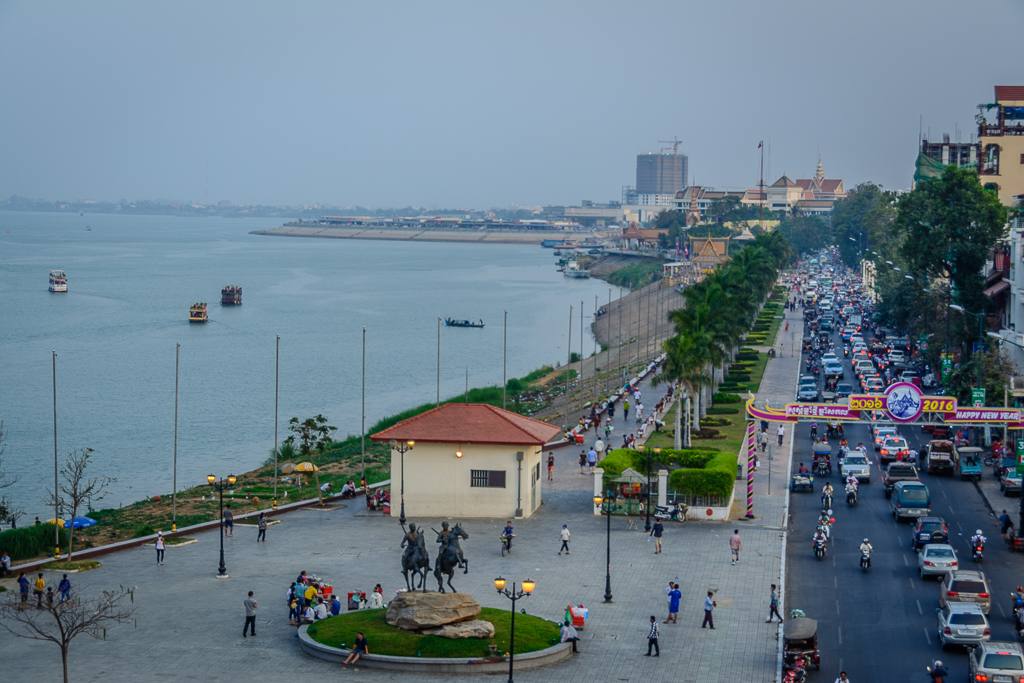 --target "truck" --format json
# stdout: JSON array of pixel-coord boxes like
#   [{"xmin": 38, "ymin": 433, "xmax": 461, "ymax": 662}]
[
  {"xmin": 848, "ymin": 313, "xmax": 863, "ymax": 329},
  {"xmin": 882, "ymin": 463, "xmax": 920, "ymax": 498},
  {"xmin": 925, "ymin": 440, "xmax": 959, "ymax": 475}
]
